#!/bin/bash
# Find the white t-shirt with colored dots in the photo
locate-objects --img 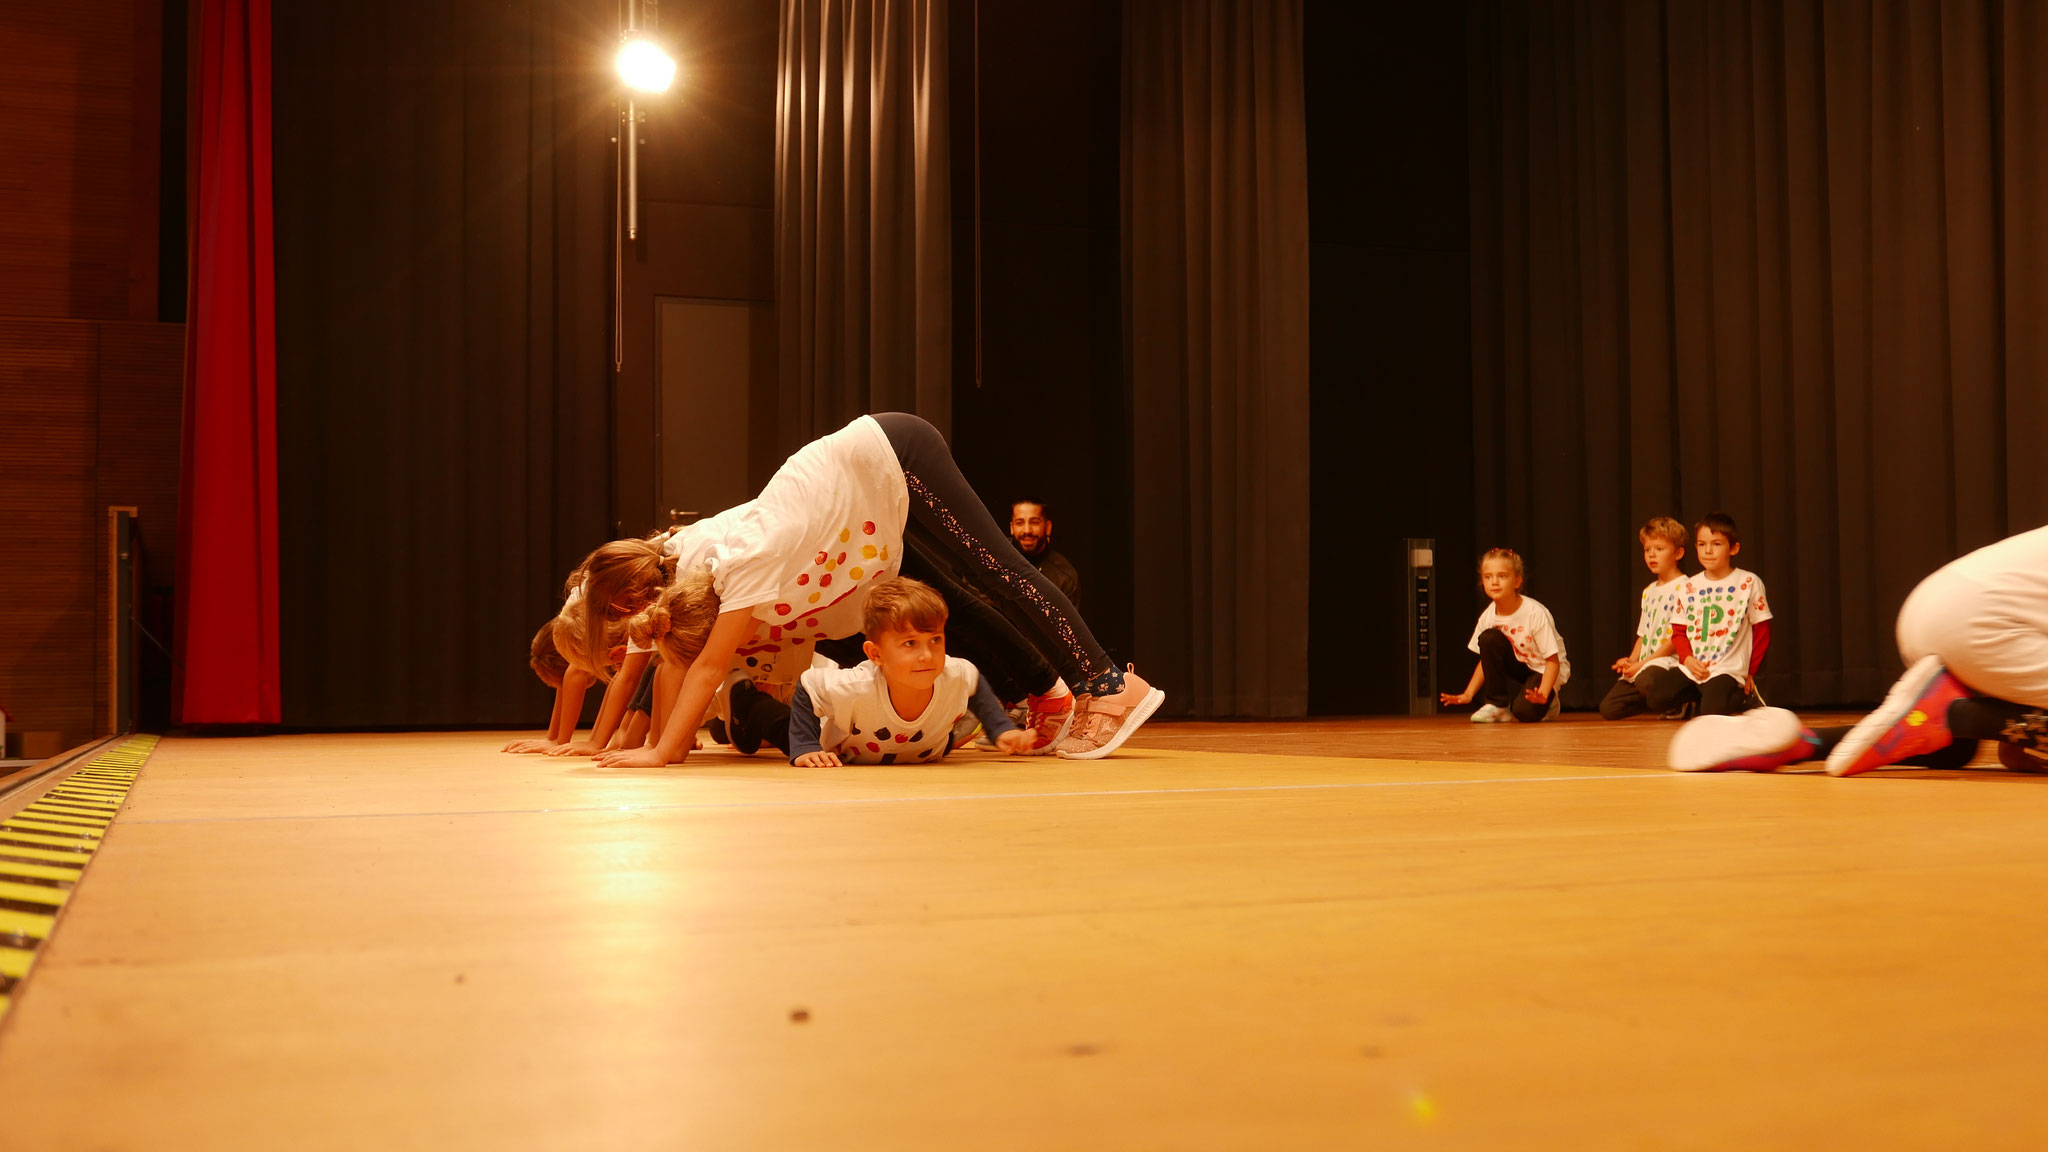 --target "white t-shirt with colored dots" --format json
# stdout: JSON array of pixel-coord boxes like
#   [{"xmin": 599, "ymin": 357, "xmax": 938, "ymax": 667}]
[
  {"xmin": 1680, "ymin": 568, "xmax": 1772, "ymax": 683},
  {"xmin": 1467, "ymin": 596, "xmax": 1571, "ymax": 688},
  {"xmin": 667, "ymin": 416, "xmax": 908, "ymax": 684},
  {"xmin": 800, "ymin": 656, "xmax": 980, "ymax": 765},
  {"xmin": 1629, "ymin": 577, "xmax": 1687, "ymax": 679}
]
